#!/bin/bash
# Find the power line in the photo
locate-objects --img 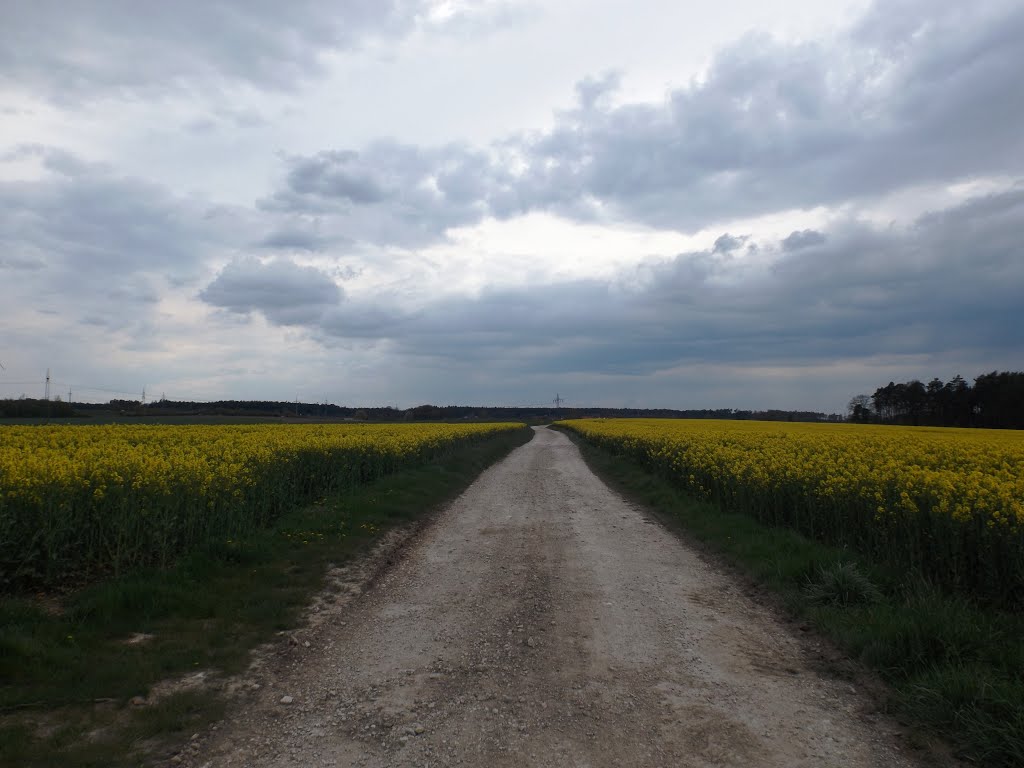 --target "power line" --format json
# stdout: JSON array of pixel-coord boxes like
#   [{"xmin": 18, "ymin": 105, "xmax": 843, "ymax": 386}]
[{"xmin": 50, "ymin": 384, "xmax": 143, "ymax": 397}]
